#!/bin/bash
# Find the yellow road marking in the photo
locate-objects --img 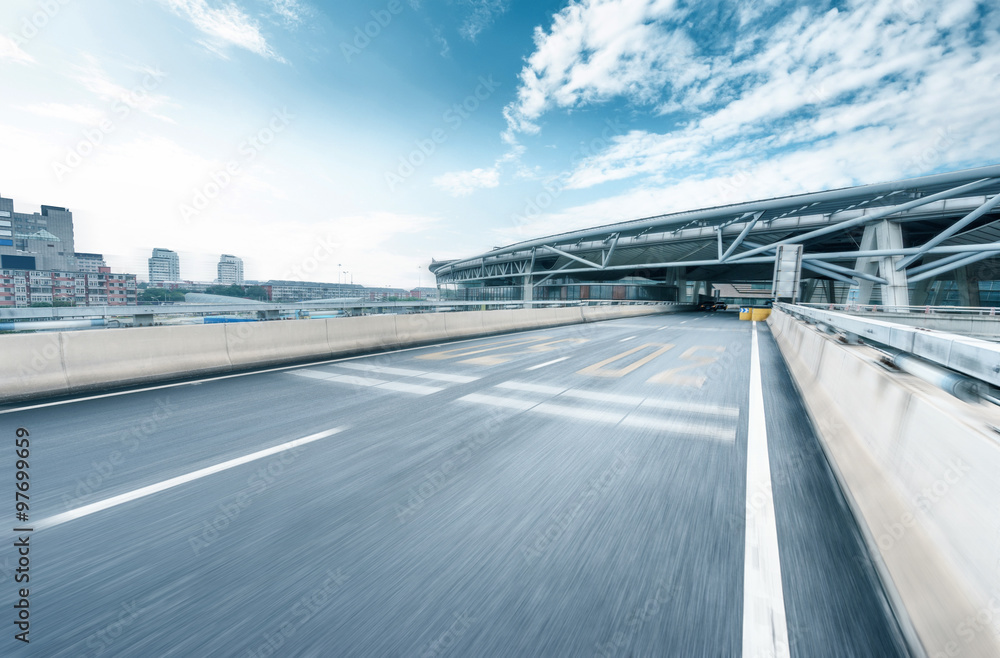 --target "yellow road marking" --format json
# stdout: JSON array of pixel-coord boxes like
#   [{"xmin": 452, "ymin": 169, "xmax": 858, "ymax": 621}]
[
  {"xmin": 647, "ymin": 346, "xmax": 726, "ymax": 388},
  {"xmin": 576, "ymin": 343, "xmax": 675, "ymax": 378}
]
